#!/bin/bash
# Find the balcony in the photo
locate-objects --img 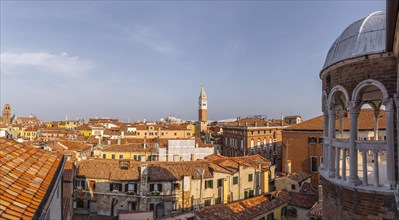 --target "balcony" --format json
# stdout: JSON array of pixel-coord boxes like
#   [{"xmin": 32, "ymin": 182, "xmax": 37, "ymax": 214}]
[{"xmin": 320, "ymin": 138, "xmax": 394, "ymax": 192}]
